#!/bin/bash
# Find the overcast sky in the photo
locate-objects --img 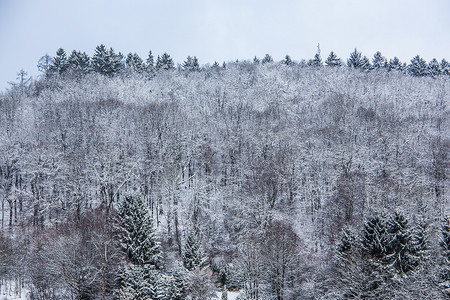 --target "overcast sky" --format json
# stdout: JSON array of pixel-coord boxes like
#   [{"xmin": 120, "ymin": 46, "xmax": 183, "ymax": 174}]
[{"xmin": 1, "ymin": 0, "xmax": 449, "ymax": 91}]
